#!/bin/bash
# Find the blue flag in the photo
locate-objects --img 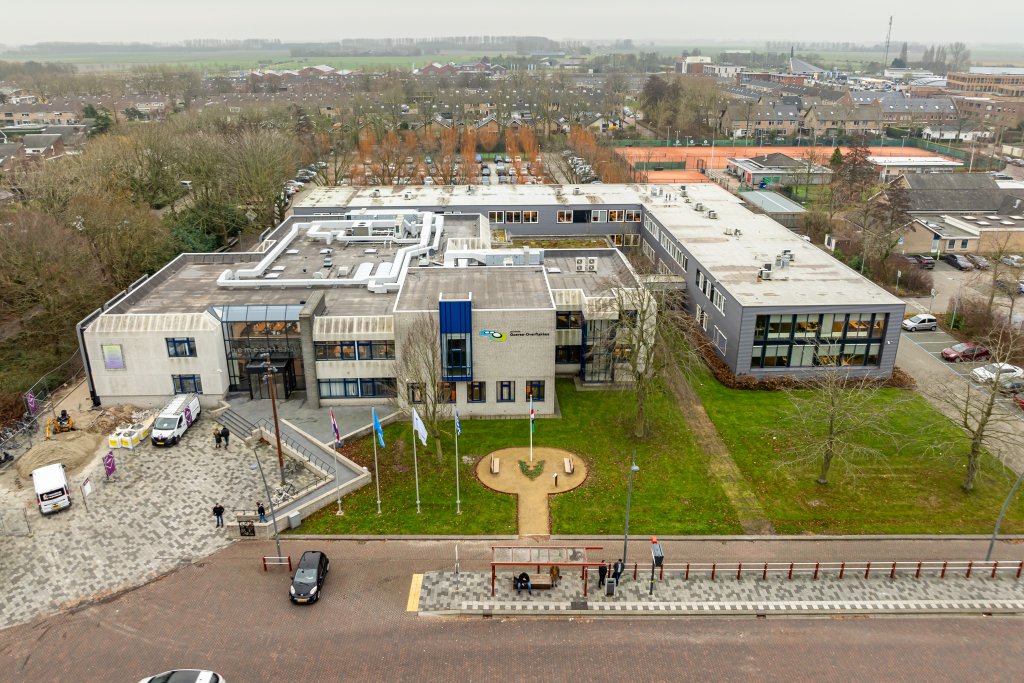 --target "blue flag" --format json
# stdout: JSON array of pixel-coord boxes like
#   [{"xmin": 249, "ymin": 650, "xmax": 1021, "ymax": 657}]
[
  {"xmin": 455, "ymin": 409, "xmax": 462, "ymax": 437},
  {"xmin": 372, "ymin": 407, "xmax": 385, "ymax": 448}
]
